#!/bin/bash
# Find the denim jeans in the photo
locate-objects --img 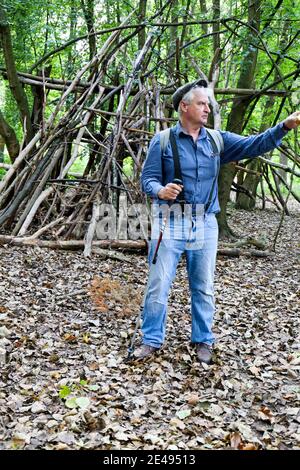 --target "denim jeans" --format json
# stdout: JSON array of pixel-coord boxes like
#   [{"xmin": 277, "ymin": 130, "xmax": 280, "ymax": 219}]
[{"xmin": 141, "ymin": 212, "xmax": 218, "ymax": 348}]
